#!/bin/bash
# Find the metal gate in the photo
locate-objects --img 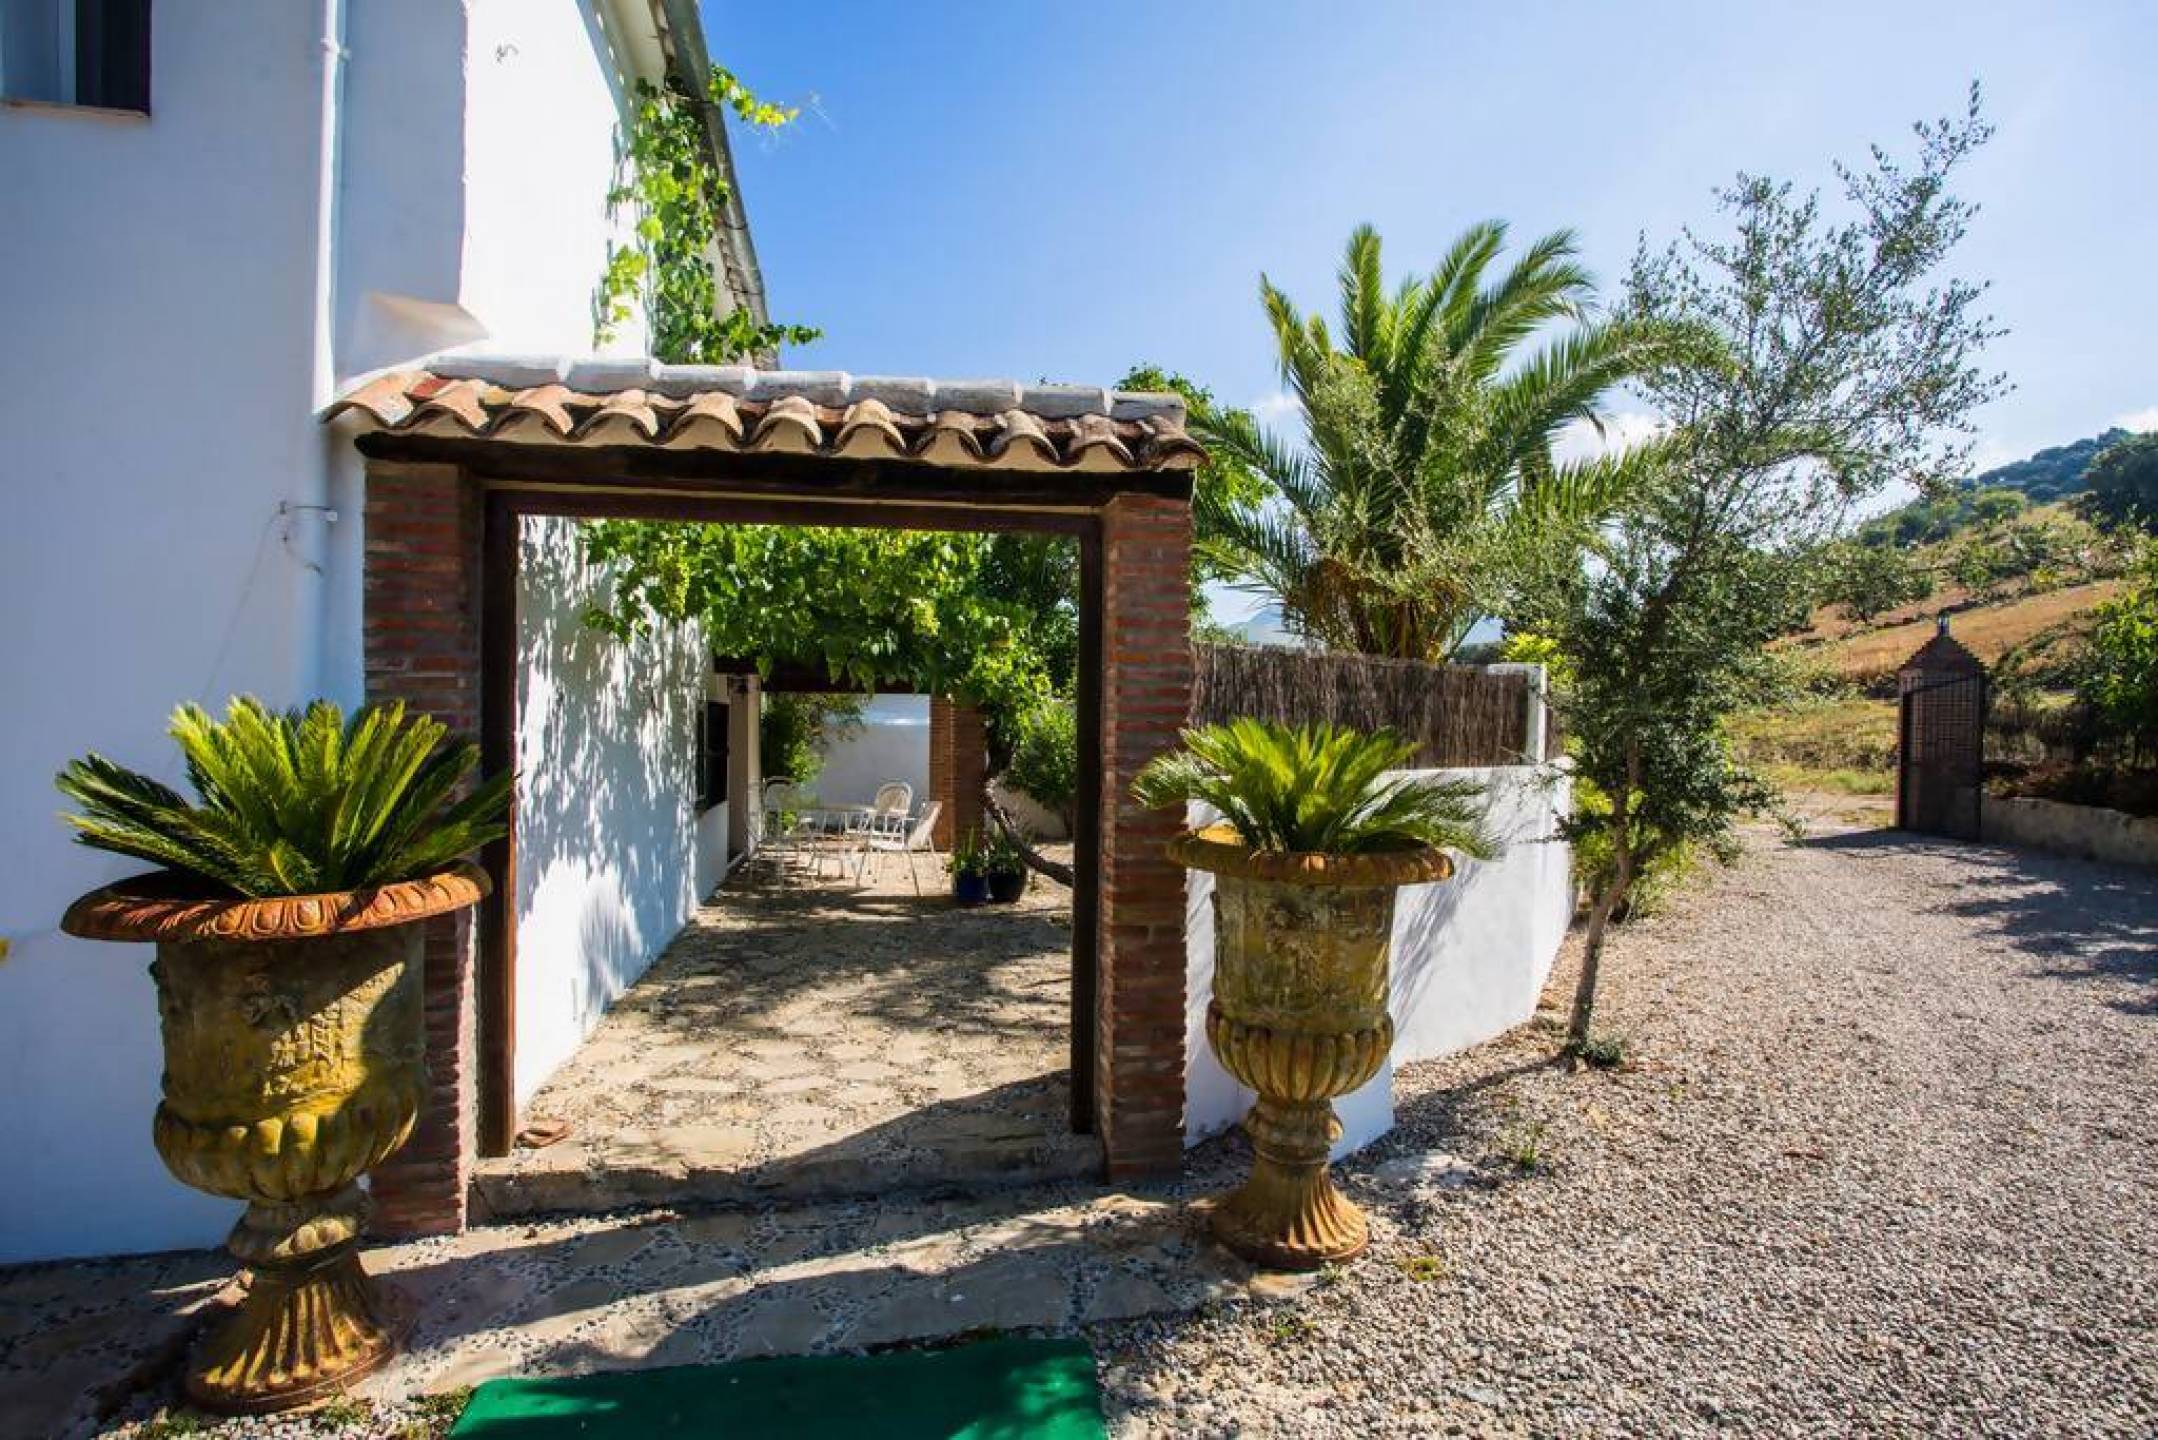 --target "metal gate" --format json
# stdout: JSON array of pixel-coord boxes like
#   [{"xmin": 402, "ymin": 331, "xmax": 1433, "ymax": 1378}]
[{"xmin": 1896, "ymin": 634, "xmax": 1989, "ymax": 839}]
